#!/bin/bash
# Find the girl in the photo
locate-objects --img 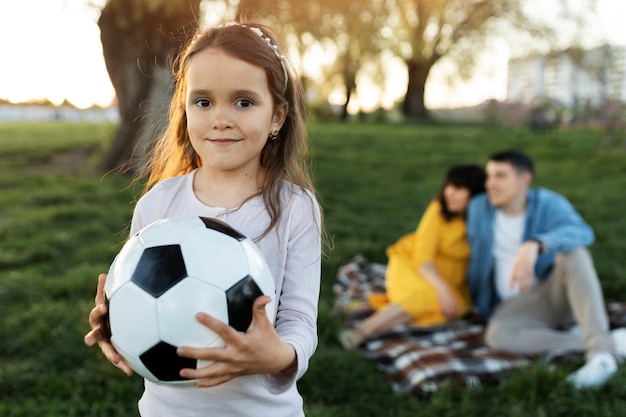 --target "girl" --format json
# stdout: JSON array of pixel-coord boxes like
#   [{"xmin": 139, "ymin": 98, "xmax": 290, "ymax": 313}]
[
  {"xmin": 84, "ymin": 21, "xmax": 322, "ymax": 417},
  {"xmin": 339, "ymin": 164, "xmax": 485, "ymax": 349}
]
